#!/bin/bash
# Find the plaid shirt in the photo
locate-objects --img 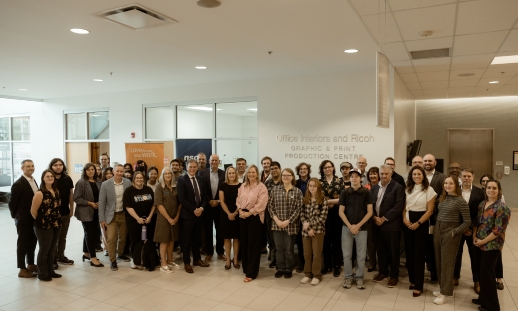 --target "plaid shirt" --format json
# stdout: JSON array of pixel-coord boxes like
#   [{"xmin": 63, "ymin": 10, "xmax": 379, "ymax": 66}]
[
  {"xmin": 300, "ymin": 198, "xmax": 328, "ymax": 237},
  {"xmin": 268, "ymin": 186, "xmax": 303, "ymax": 235}
]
